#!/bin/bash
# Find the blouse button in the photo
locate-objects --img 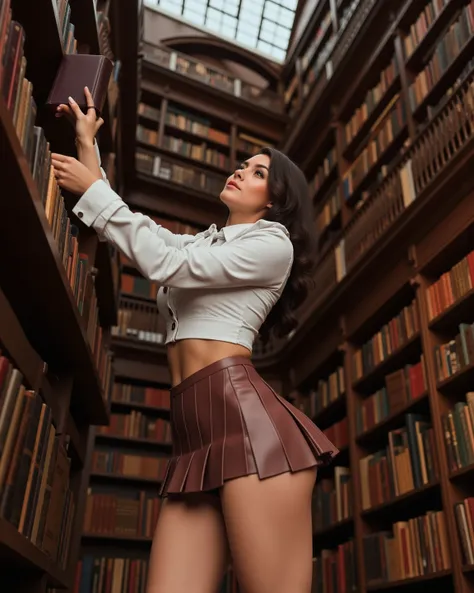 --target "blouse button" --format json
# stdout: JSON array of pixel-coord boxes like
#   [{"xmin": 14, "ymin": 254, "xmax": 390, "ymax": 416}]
[{"xmin": 171, "ymin": 322, "xmax": 176, "ymax": 330}]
